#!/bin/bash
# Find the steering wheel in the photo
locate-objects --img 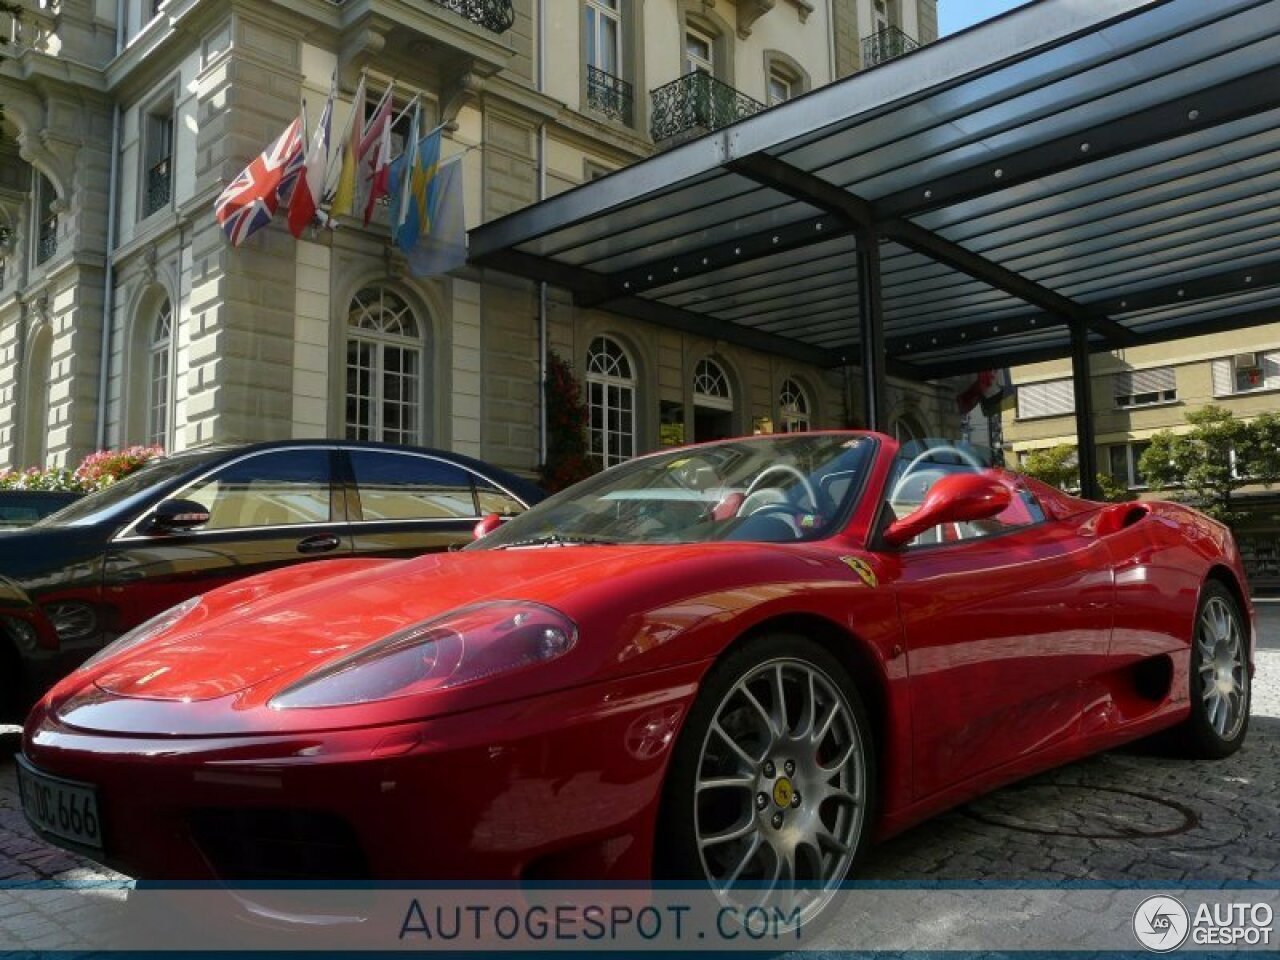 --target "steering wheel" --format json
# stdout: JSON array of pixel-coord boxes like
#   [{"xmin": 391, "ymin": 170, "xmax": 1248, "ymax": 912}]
[
  {"xmin": 889, "ymin": 444, "xmax": 985, "ymax": 505},
  {"xmin": 737, "ymin": 463, "xmax": 819, "ymax": 517}
]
